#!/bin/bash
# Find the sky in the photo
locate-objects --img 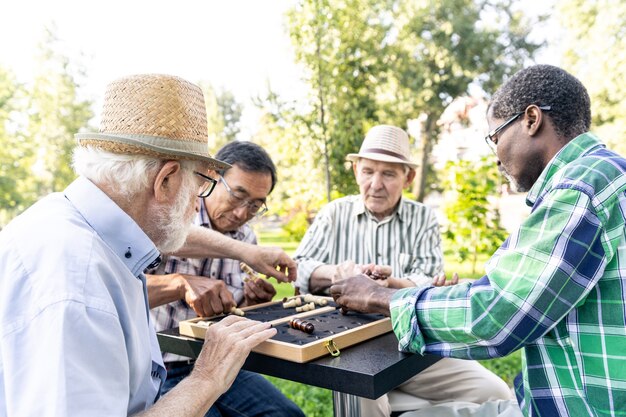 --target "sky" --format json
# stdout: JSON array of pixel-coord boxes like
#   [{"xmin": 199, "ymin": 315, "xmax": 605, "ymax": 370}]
[
  {"xmin": 0, "ymin": 0, "xmax": 306, "ymax": 138},
  {"xmin": 1, "ymin": 0, "xmax": 559, "ymax": 139}
]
